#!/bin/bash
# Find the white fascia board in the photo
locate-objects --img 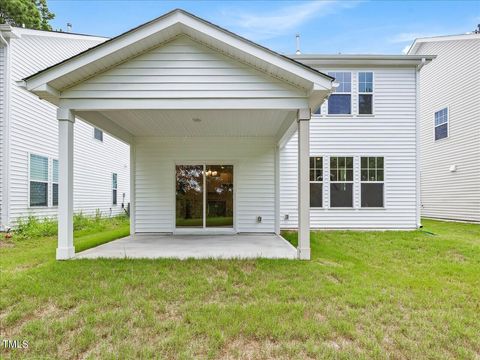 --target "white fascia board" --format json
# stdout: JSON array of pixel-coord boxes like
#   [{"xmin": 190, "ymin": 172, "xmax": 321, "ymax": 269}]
[
  {"xmin": 409, "ymin": 33, "xmax": 480, "ymax": 54},
  {"xmin": 24, "ymin": 10, "xmax": 332, "ymax": 93}
]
